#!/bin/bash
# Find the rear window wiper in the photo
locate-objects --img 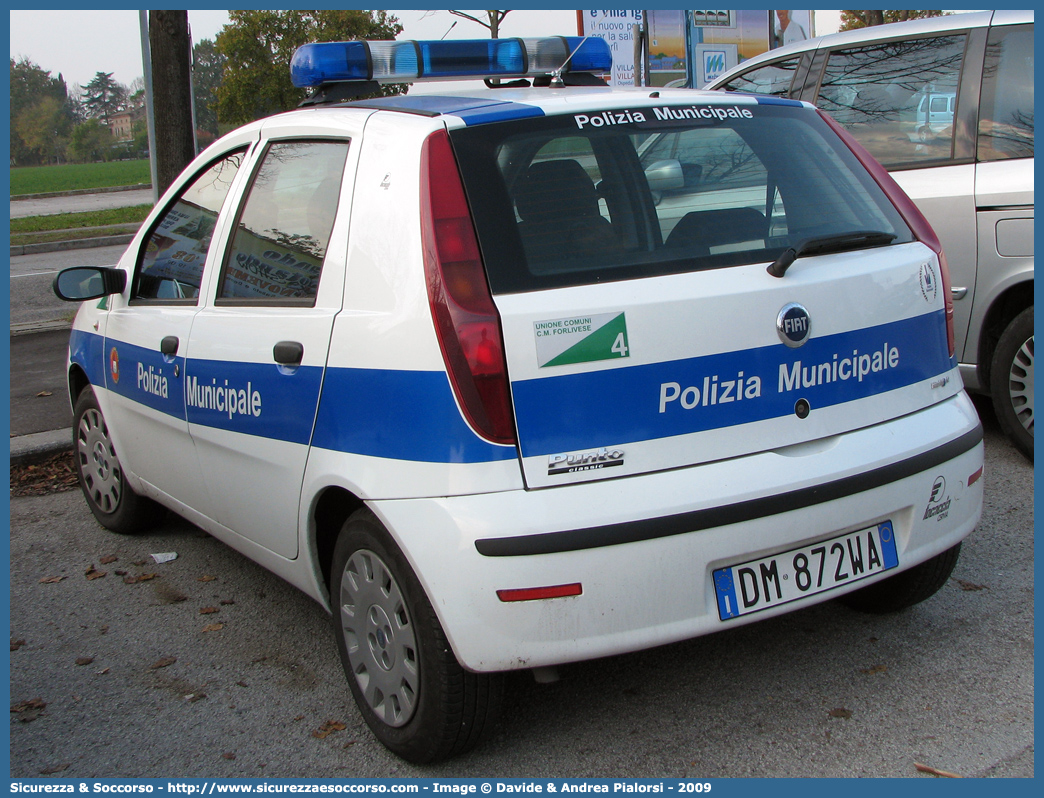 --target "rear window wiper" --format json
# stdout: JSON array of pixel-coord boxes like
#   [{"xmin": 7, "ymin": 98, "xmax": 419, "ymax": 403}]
[{"xmin": 767, "ymin": 230, "xmax": 898, "ymax": 278}]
